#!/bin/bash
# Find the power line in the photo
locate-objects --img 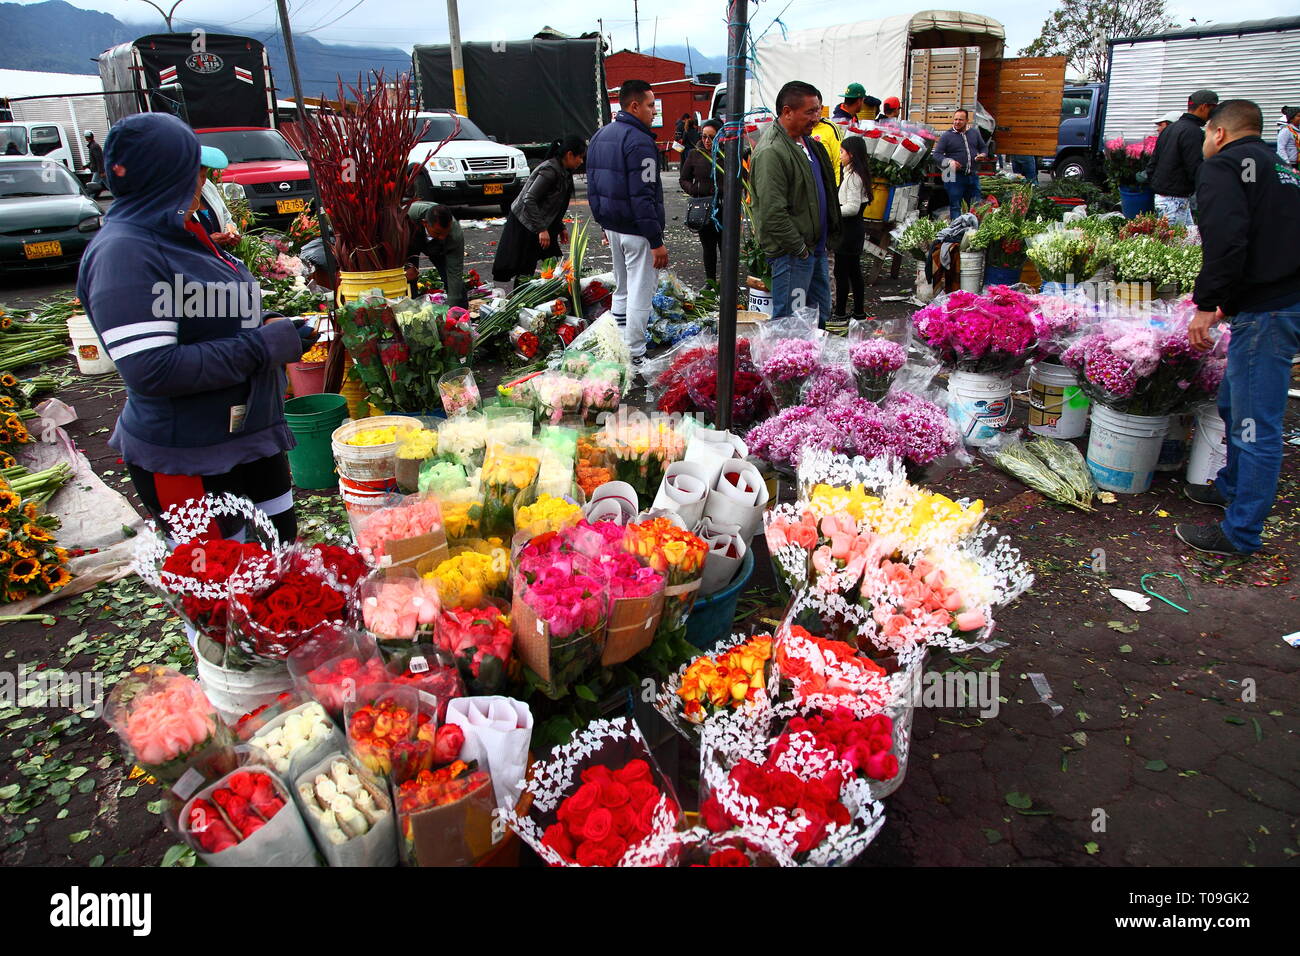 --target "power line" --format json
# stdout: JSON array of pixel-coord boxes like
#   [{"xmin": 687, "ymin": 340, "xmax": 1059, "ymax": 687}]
[{"xmin": 297, "ymin": 0, "xmax": 368, "ymax": 35}]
